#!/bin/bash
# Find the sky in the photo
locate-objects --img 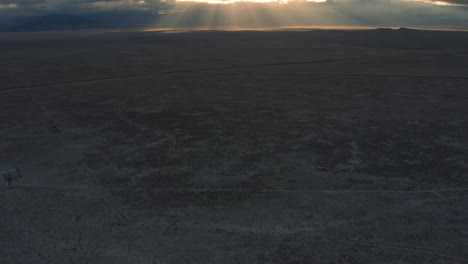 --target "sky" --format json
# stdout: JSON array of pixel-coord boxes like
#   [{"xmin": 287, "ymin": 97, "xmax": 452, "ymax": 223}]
[{"xmin": 0, "ymin": 0, "xmax": 467, "ymax": 30}]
